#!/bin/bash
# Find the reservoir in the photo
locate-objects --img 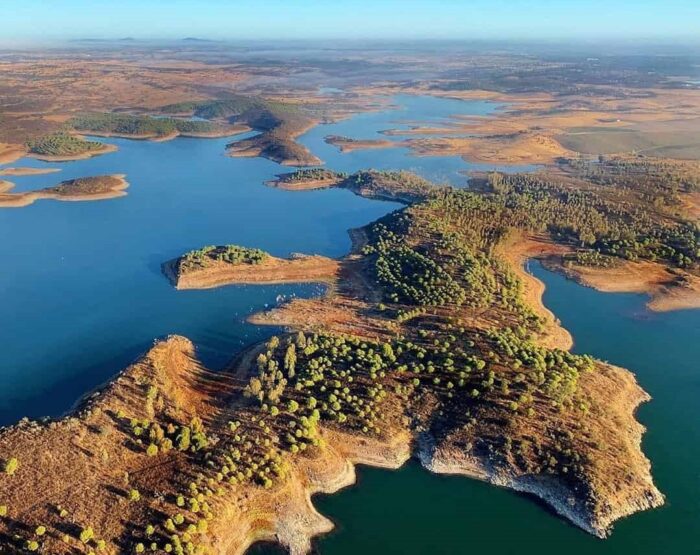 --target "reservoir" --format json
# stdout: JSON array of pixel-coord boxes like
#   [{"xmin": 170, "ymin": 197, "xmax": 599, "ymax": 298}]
[
  {"xmin": 1, "ymin": 94, "xmax": 698, "ymax": 553},
  {"xmin": 0, "ymin": 95, "xmax": 520, "ymax": 423}
]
